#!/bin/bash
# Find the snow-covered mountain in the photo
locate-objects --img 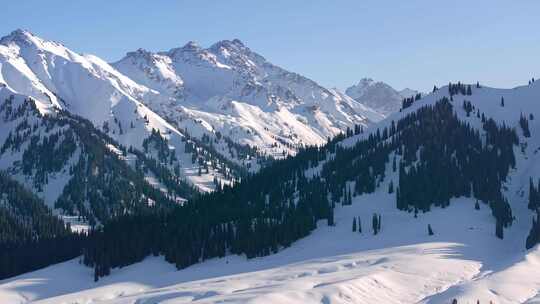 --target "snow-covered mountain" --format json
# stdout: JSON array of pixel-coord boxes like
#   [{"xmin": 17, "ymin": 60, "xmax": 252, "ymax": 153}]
[
  {"xmin": 3, "ymin": 28, "xmax": 540, "ymax": 304},
  {"xmin": 0, "ymin": 28, "xmax": 385, "ymax": 228},
  {"xmin": 0, "ymin": 29, "xmax": 254, "ymax": 228},
  {"xmin": 3, "ymin": 80, "xmax": 540, "ymax": 304},
  {"xmin": 113, "ymin": 40, "xmax": 383, "ymax": 157},
  {"xmin": 0, "ymin": 29, "xmax": 262, "ymax": 197},
  {"xmin": 0, "ymin": 29, "xmax": 383, "ymax": 198},
  {"xmin": 345, "ymin": 78, "xmax": 419, "ymax": 115}
]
